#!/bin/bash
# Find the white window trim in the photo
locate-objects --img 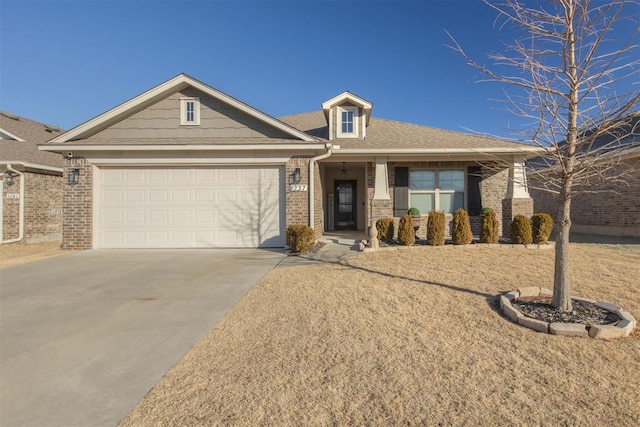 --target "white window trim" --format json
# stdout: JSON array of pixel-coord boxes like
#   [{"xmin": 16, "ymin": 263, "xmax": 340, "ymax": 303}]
[
  {"xmin": 408, "ymin": 169, "xmax": 466, "ymax": 214},
  {"xmin": 180, "ymin": 97, "xmax": 200, "ymax": 126},
  {"xmin": 336, "ymin": 106, "xmax": 358, "ymax": 138}
]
